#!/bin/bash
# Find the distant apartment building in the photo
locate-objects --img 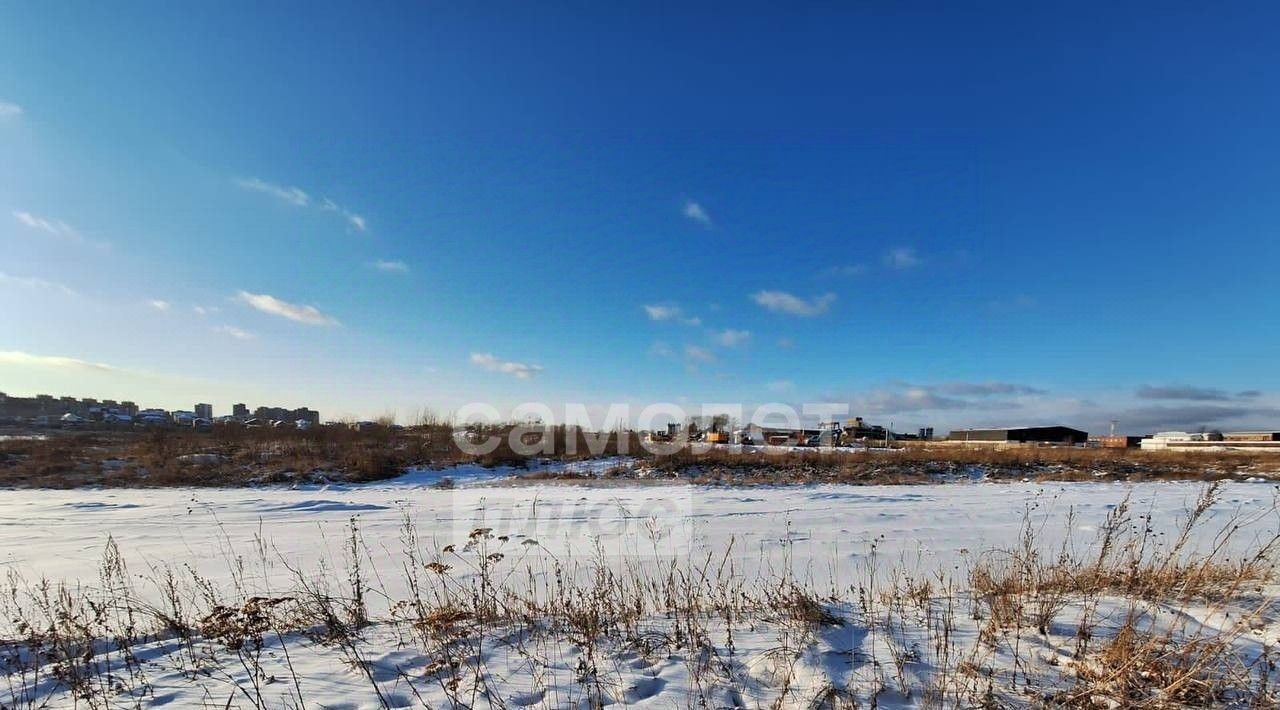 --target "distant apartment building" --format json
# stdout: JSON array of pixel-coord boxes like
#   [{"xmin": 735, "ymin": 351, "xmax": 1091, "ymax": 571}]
[
  {"xmin": 1, "ymin": 392, "xmax": 136, "ymax": 419},
  {"xmin": 254, "ymin": 406, "xmax": 286, "ymax": 421},
  {"xmin": 232, "ymin": 403, "xmax": 248, "ymax": 419},
  {"xmin": 254, "ymin": 405, "xmax": 320, "ymax": 424},
  {"xmin": 195, "ymin": 403, "xmax": 213, "ymax": 420}
]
